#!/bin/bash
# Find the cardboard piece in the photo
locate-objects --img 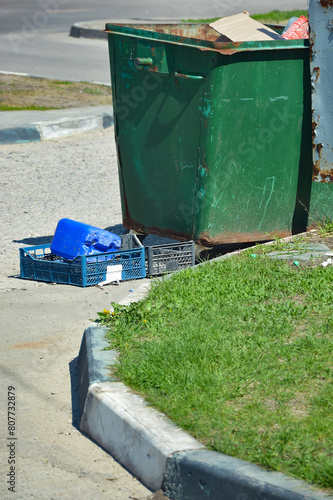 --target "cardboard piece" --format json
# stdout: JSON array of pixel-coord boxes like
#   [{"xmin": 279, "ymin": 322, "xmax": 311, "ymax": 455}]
[{"xmin": 210, "ymin": 12, "xmax": 283, "ymax": 42}]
